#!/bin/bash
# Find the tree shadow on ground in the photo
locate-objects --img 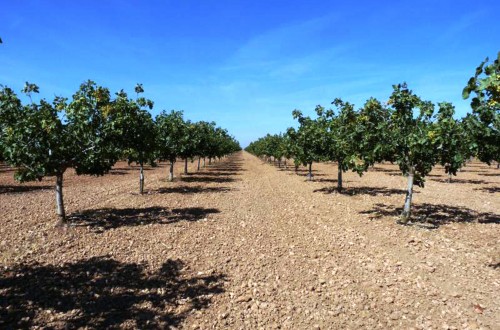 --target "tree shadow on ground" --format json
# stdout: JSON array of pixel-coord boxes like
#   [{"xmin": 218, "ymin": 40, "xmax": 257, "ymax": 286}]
[
  {"xmin": 207, "ymin": 165, "xmax": 245, "ymax": 172},
  {"xmin": 314, "ymin": 186, "xmax": 409, "ymax": 196},
  {"xmin": 109, "ymin": 171, "xmax": 129, "ymax": 175},
  {"xmin": 156, "ymin": 186, "xmax": 231, "ymax": 194},
  {"xmin": 69, "ymin": 207, "xmax": 220, "ymax": 231},
  {"xmin": 0, "ymin": 257, "xmax": 225, "ymax": 329},
  {"xmin": 181, "ymin": 176, "xmax": 236, "ymax": 183},
  {"xmin": 192, "ymin": 171, "xmax": 239, "ymax": 177},
  {"xmin": 360, "ymin": 203, "xmax": 499, "ymax": 228},
  {"xmin": 0, "ymin": 185, "xmax": 52, "ymax": 194},
  {"xmin": 430, "ymin": 178, "xmax": 491, "ymax": 184},
  {"xmin": 369, "ymin": 167, "xmax": 401, "ymax": 173},
  {"xmin": 488, "ymin": 262, "xmax": 500, "ymax": 270},
  {"xmin": 296, "ymin": 173, "xmax": 327, "ymax": 178},
  {"xmin": 478, "ymin": 173, "xmax": 500, "ymax": 177},
  {"xmin": 474, "ymin": 186, "xmax": 500, "ymax": 194}
]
